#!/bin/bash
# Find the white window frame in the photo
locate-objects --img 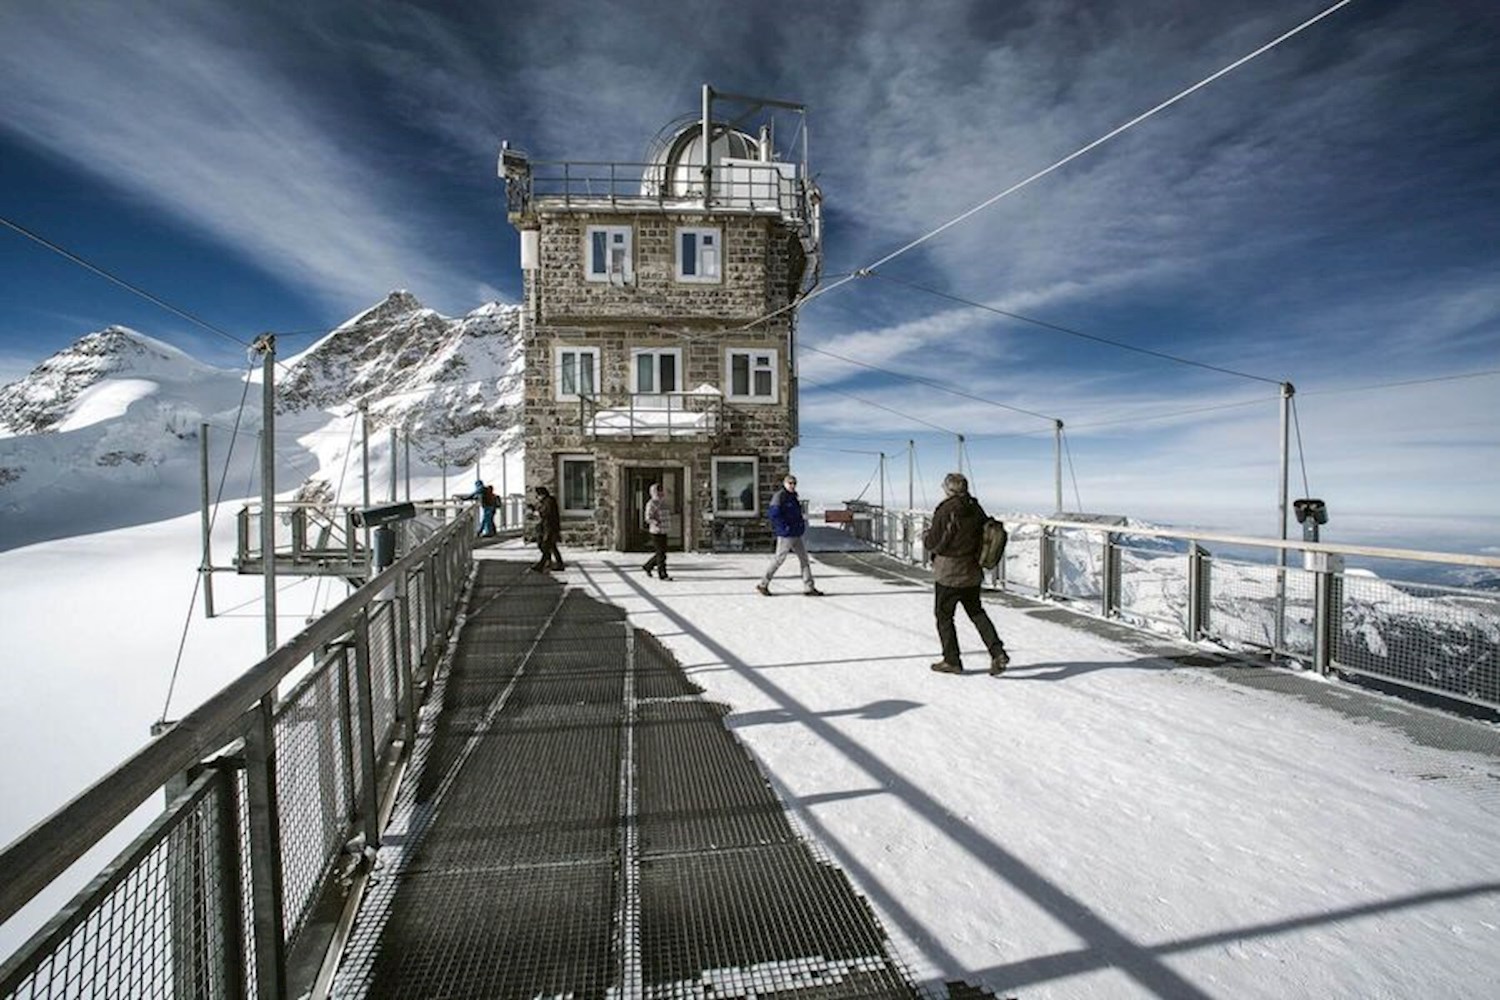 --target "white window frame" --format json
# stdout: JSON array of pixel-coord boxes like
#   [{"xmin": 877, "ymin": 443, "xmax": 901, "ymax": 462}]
[
  {"xmin": 554, "ymin": 346, "xmax": 600, "ymax": 401},
  {"xmin": 675, "ymin": 226, "xmax": 722, "ymax": 282},
  {"xmin": 585, "ymin": 225, "xmax": 633, "ymax": 283},
  {"xmin": 712, "ymin": 456, "xmax": 759, "ymax": 518},
  {"xmin": 558, "ymin": 454, "xmax": 596, "ymax": 516},
  {"xmin": 725, "ymin": 348, "xmax": 778, "ymax": 403},
  {"xmin": 630, "ymin": 347, "xmax": 683, "ymax": 396}
]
